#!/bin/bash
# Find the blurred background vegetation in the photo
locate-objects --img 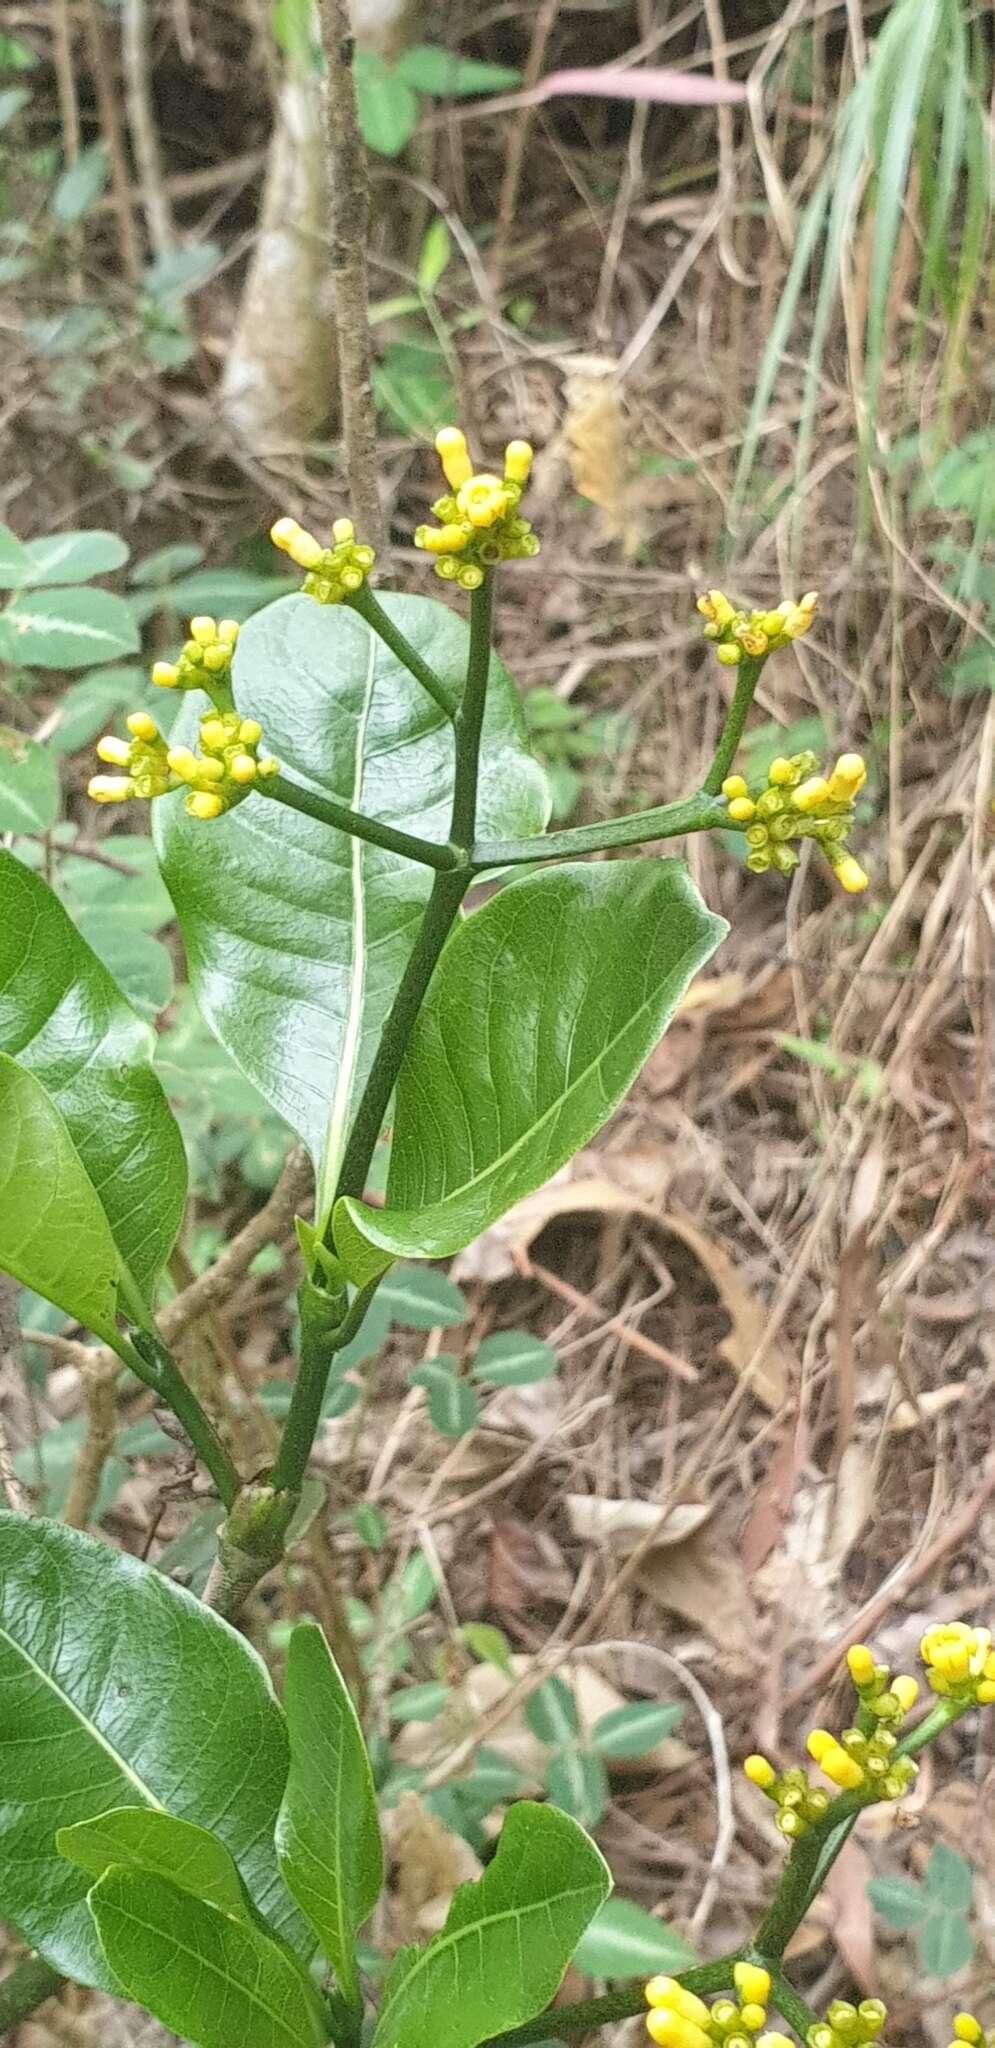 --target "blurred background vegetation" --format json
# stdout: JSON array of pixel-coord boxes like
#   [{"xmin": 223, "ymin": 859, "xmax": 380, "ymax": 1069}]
[{"xmin": 1, "ymin": 0, "xmax": 993, "ymax": 2041}]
